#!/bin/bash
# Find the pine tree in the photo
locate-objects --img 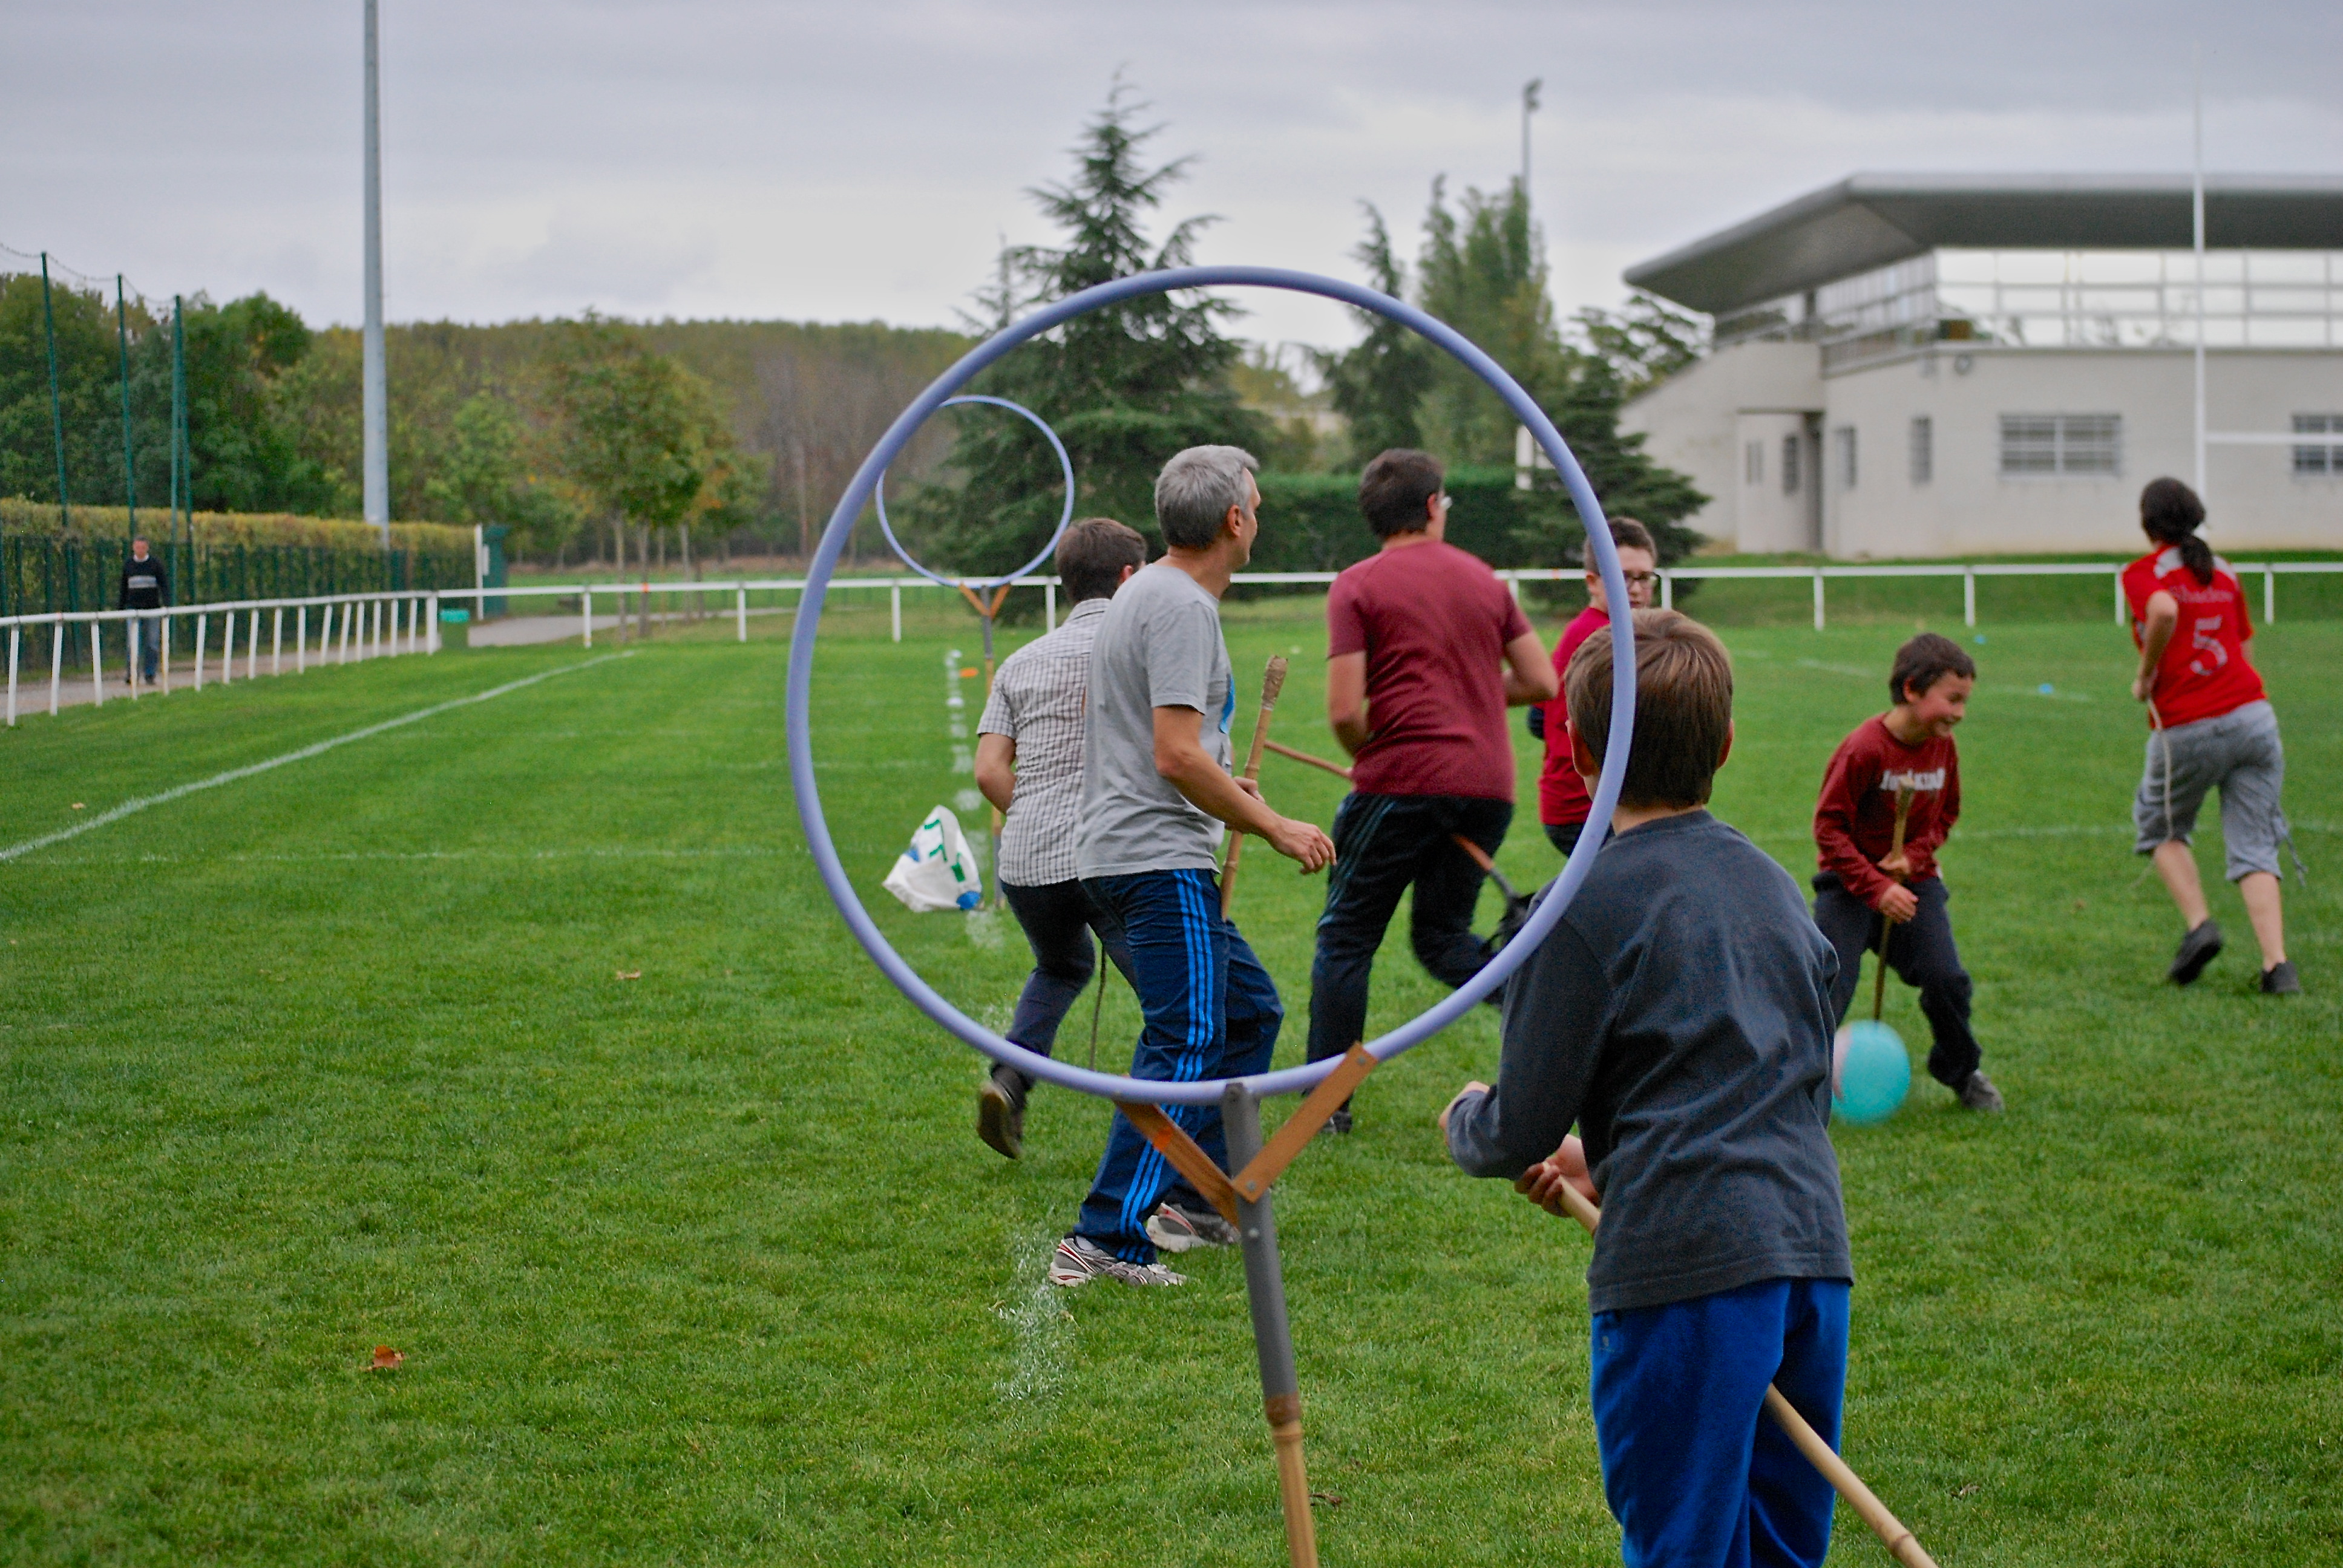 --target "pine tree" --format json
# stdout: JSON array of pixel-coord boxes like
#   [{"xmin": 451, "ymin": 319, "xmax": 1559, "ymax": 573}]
[
  {"xmin": 903, "ymin": 81, "xmax": 1266, "ymax": 577},
  {"xmin": 1312, "ymin": 204, "xmax": 1432, "ymax": 466}
]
